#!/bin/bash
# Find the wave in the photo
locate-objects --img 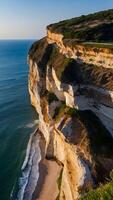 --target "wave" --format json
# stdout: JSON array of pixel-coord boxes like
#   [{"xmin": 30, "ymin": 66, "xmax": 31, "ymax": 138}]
[
  {"xmin": 17, "ymin": 120, "xmax": 39, "ymax": 129},
  {"xmin": 14, "ymin": 130, "xmax": 41, "ymax": 200},
  {"xmin": 25, "ymin": 120, "xmax": 39, "ymax": 128}
]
